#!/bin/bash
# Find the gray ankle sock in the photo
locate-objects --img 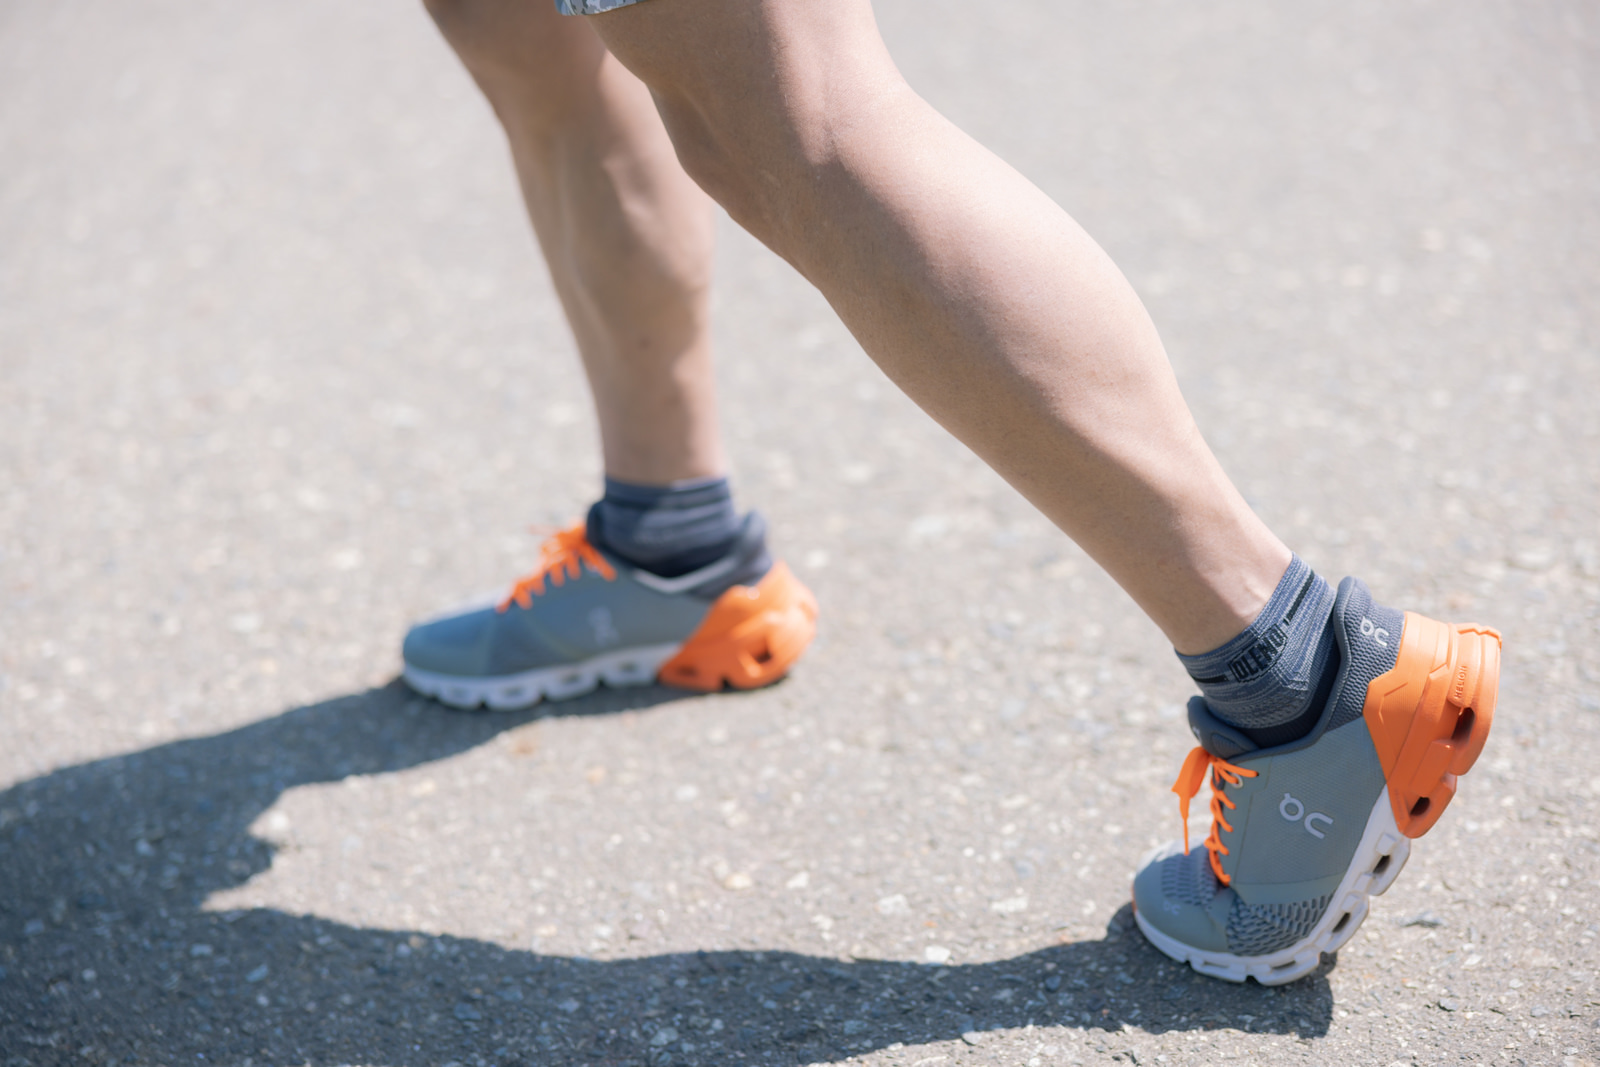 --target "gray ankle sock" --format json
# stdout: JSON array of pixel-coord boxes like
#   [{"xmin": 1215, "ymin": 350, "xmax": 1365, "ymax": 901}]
[
  {"xmin": 586, "ymin": 475, "xmax": 743, "ymax": 578},
  {"xmin": 1176, "ymin": 555, "xmax": 1340, "ymax": 748}
]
